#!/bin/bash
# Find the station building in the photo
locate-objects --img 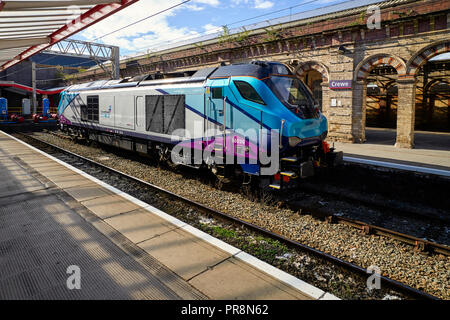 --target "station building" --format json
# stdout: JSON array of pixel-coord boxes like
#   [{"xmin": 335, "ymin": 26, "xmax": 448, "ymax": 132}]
[{"xmin": 0, "ymin": 53, "xmax": 97, "ymax": 115}]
